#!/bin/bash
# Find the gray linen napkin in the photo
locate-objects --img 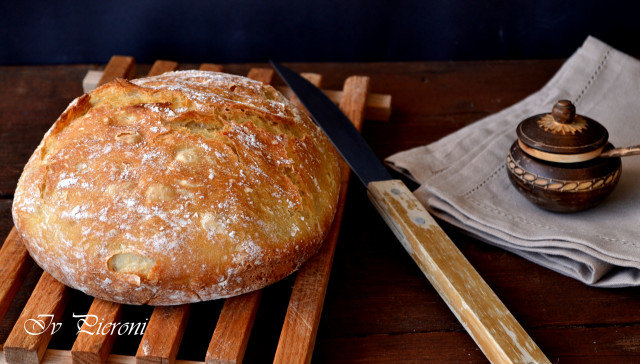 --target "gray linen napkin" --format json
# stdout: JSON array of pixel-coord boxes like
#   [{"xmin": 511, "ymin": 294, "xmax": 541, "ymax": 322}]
[{"xmin": 386, "ymin": 36, "xmax": 640, "ymax": 287}]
